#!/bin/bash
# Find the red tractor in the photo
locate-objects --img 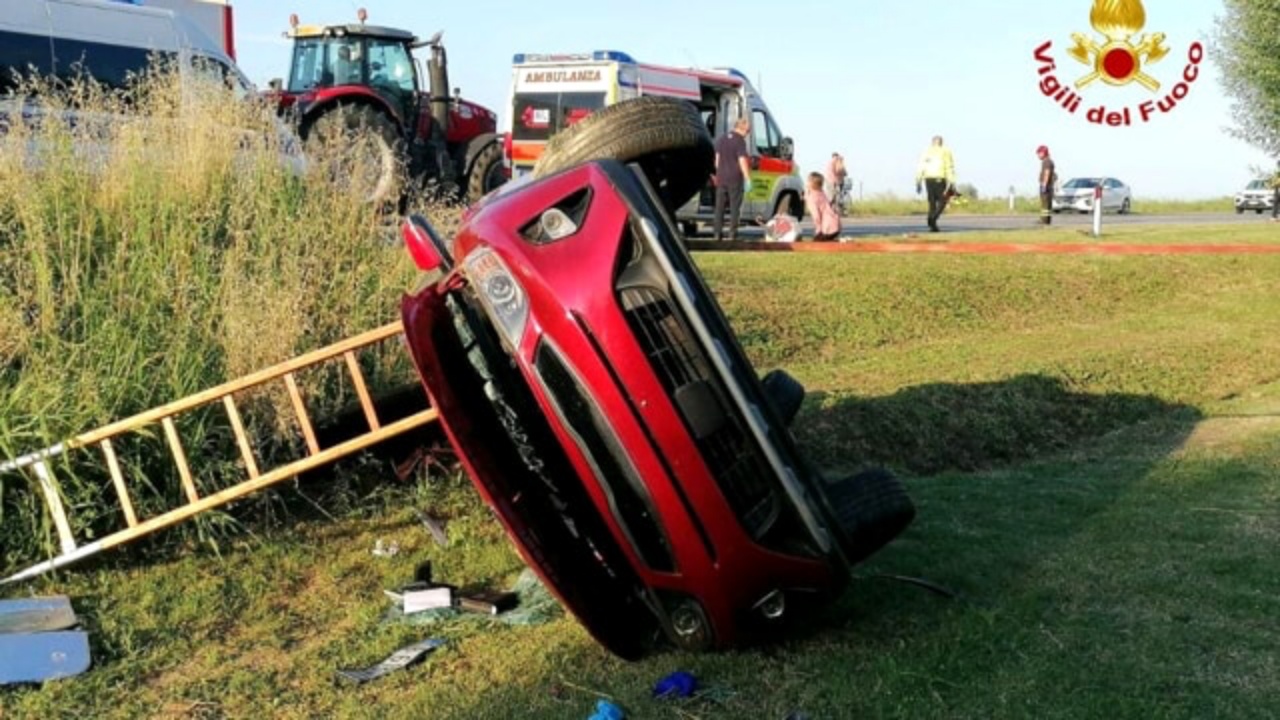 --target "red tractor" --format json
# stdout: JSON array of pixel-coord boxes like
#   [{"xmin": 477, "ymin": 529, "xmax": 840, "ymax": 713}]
[{"xmin": 274, "ymin": 10, "xmax": 505, "ymax": 203}]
